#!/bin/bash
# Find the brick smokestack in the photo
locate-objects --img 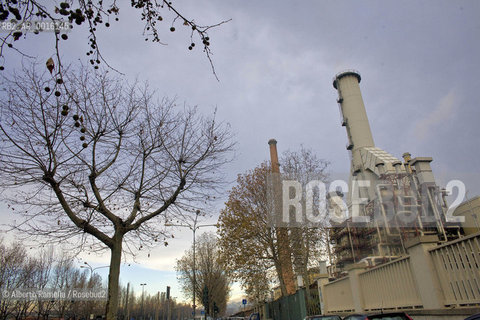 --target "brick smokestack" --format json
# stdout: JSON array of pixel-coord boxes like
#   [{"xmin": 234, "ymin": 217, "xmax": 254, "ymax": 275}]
[
  {"xmin": 268, "ymin": 138, "xmax": 296, "ymax": 296},
  {"xmin": 268, "ymin": 139, "xmax": 280, "ymax": 173}
]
